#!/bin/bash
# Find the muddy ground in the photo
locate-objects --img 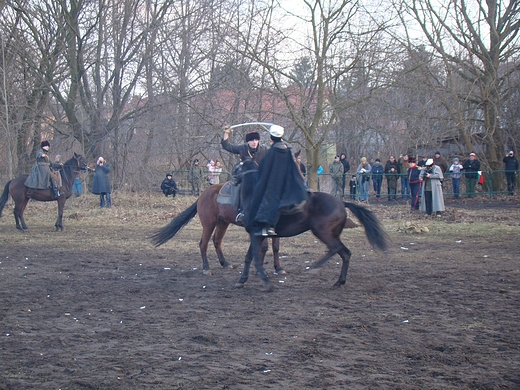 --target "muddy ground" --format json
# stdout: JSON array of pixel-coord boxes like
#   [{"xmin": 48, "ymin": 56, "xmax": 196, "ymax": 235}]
[{"xmin": 1, "ymin": 193, "xmax": 519, "ymax": 389}]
